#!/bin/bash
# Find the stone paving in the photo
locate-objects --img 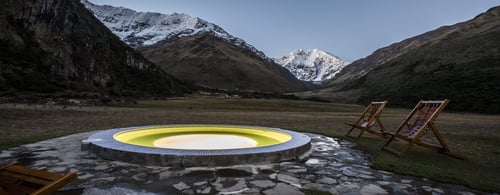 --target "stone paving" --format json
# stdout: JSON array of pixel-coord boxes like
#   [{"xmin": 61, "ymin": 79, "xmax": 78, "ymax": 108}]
[{"xmin": 0, "ymin": 131, "xmax": 491, "ymax": 195}]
